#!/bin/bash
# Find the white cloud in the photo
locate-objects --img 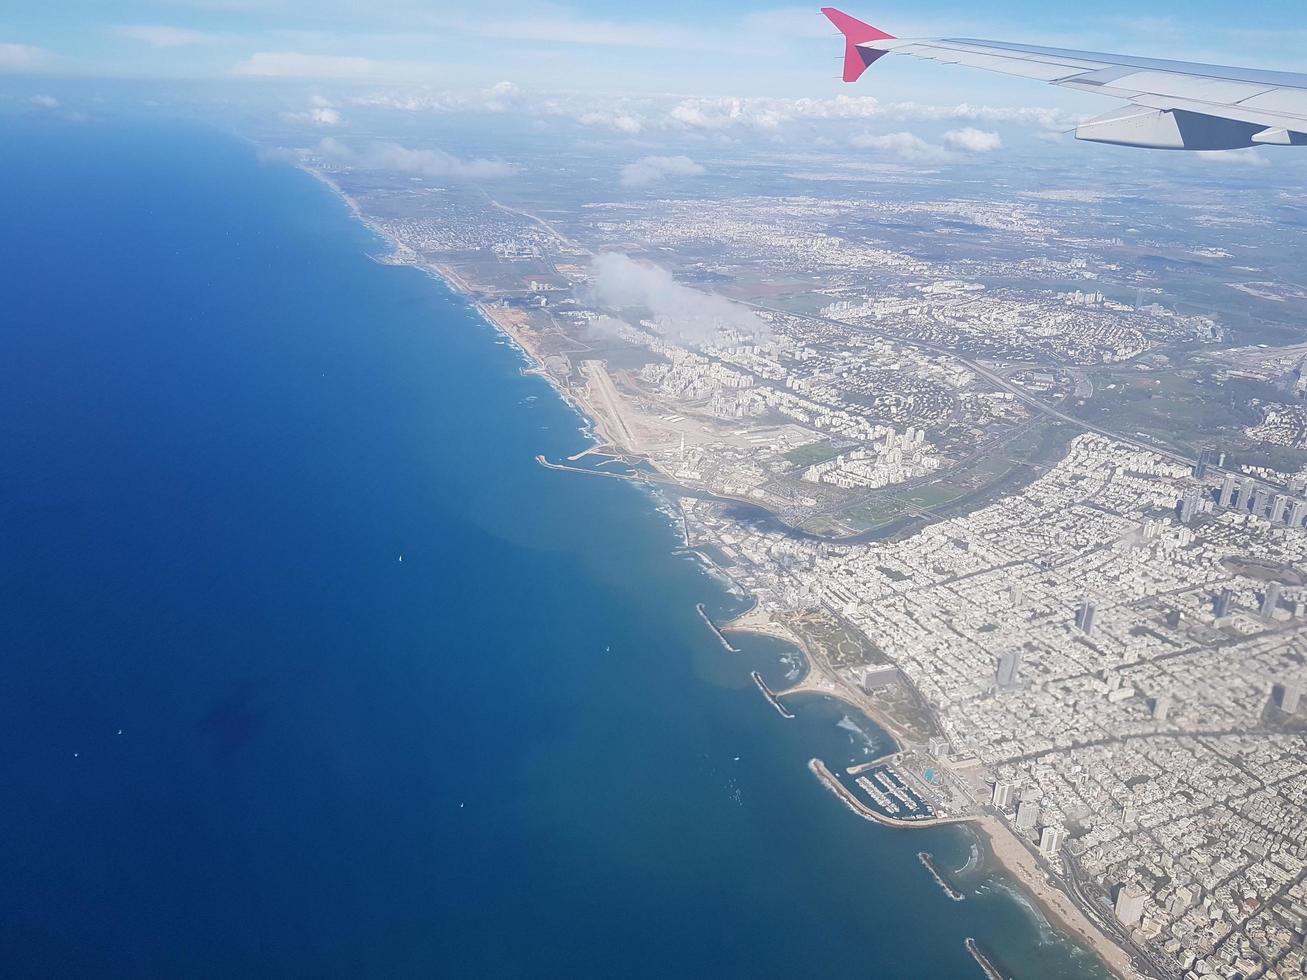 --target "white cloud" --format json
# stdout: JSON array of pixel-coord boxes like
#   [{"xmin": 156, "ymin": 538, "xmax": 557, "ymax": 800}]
[
  {"xmin": 351, "ymin": 91, "xmax": 448, "ymax": 111},
  {"xmin": 428, "ymin": 14, "xmax": 705, "ymax": 51},
  {"xmin": 350, "ymin": 81, "xmax": 522, "ymax": 113},
  {"xmin": 620, "ymin": 155, "xmax": 706, "ymax": 187},
  {"xmin": 663, "ymin": 94, "xmax": 1073, "ymax": 134},
  {"xmin": 29, "ymin": 94, "xmax": 59, "ymax": 109},
  {"xmin": 577, "ymin": 111, "xmax": 643, "ymax": 135},
  {"xmin": 315, "ymin": 137, "xmax": 516, "ymax": 180},
  {"xmin": 851, "ymin": 131, "xmax": 946, "ymax": 163},
  {"xmin": 852, "ymin": 127, "xmax": 1008, "ymax": 161},
  {"xmin": 310, "ymin": 106, "xmax": 342, "ymax": 126},
  {"xmin": 479, "ymin": 80, "xmax": 521, "ymax": 112},
  {"xmin": 0, "ymin": 43, "xmax": 50, "ymax": 73},
  {"xmin": 942, "ymin": 127, "xmax": 1003, "ymax": 153},
  {"xmin": 669, "ymin": 98, "xmax": 753, "ymax": 130},
  {"xmin": 1196, "ymin": 149, "xmax": 1270, "ymax": 167},
  {"xmin": 284, "ymin": 97, "xmax": 344, "ymax": 127},
  {"xmin": 344, "ymin": 85, "xmax": 1075, "ymax": 143},
  {"xmin": 887, "ymin": 102, "xmax": 1073, "ymax": 130},
  {"xmin": 233, "ymin": 52, "xmax": 400, "ymax": 80},
  {"xmin": 112, "ymin": 25, "xmax": 219, "ymax": 48},
  {"xmin": 588, "ymin": 253, "xmax": 767, "ymax": 347}
]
